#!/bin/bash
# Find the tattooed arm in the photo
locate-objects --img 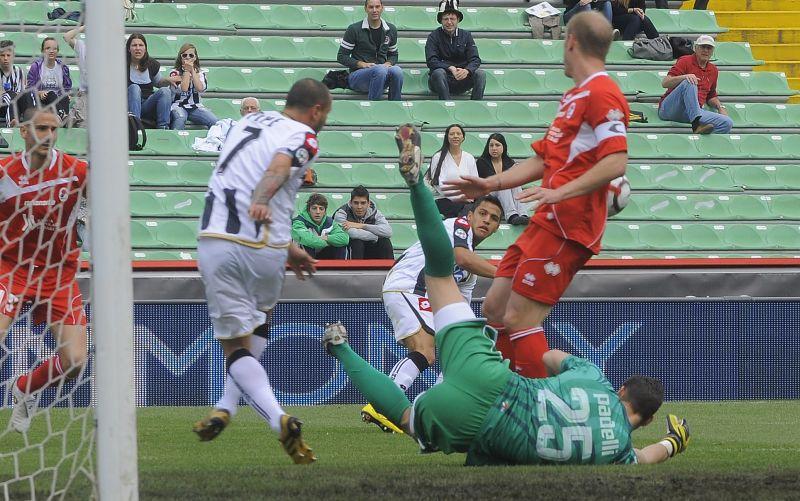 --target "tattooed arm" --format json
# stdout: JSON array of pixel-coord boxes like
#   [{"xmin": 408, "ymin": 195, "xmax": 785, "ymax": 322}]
[{"xmin": 248, "ymin": 153, "xmax": 292, "ymax": 223}]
